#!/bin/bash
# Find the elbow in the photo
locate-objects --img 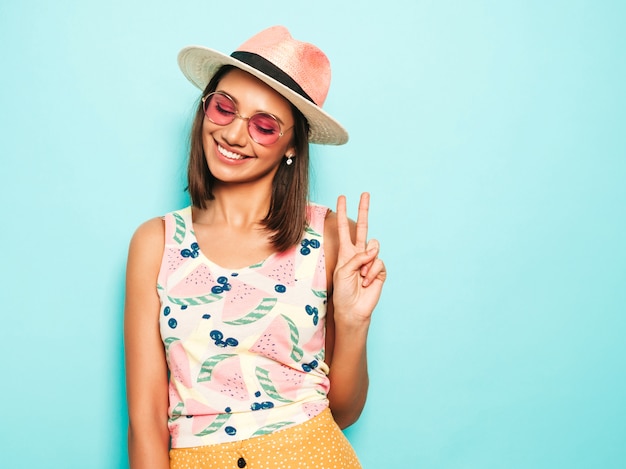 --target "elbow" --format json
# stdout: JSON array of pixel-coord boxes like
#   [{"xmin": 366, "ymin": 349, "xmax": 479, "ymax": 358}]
[
  {"xmin": 127, "ymin": 409, "xmax": 170, "ymax": 449},
  {"xmin": 329, "ymin": 391, "xmax": 368, "ymax": 429},
  {"xmin": 326, "ymin": 364, "xmax": 370, "ymax": 429},
  {"xmin": 332, "ymin": 408, "xmax": 363, "ymax": 430}
]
